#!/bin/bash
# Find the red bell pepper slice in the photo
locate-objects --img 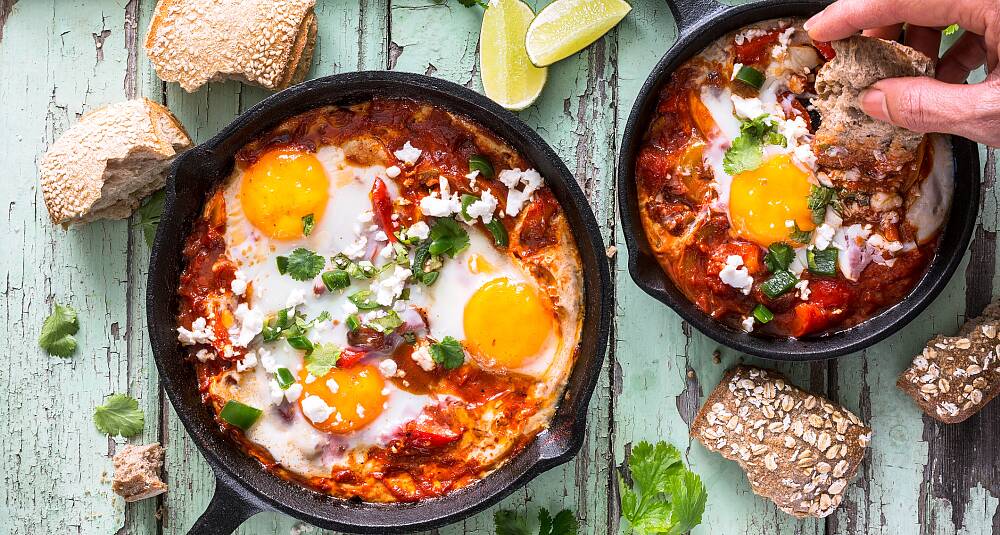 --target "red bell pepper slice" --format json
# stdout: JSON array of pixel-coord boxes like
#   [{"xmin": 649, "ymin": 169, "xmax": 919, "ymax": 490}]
[
  {"xmin": 813, "ymin": 40, "xmax": 836, "ymax": 61},
  {"xmin": 337, "ymin": 347, "xmax": 367, "ymax": 369},
  {"xmin": 370, "ymin": 177, "xmax": 398, "ymax": 242},
  {"xmin": 406, "ymin": 420, "xmax": 461, "ymax": 449}
]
